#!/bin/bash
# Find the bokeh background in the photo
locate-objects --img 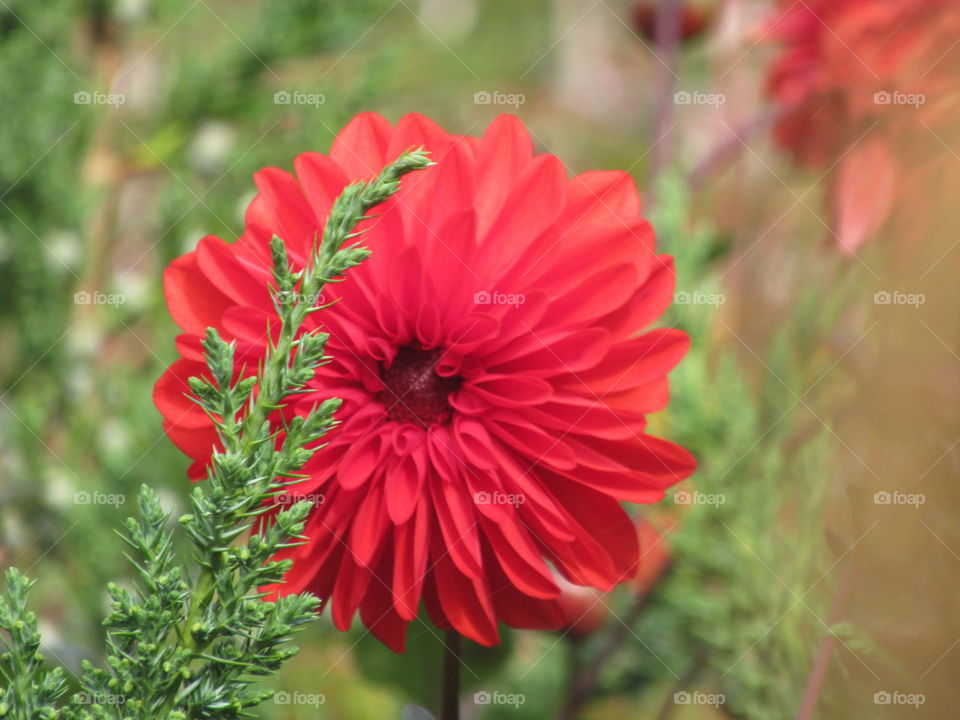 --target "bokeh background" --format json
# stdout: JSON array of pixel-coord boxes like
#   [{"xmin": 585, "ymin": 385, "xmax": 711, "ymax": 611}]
[{"xmin": 2, "ymin": 0, "xmax": 958, "ymax": 718}]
